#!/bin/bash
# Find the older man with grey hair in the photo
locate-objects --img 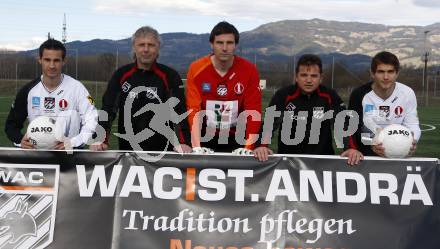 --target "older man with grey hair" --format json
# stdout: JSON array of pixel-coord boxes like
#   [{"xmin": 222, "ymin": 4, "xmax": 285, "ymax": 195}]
[{"xmin": 92, "ymin": 26, "xmax": 192, "ymax": 153}]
